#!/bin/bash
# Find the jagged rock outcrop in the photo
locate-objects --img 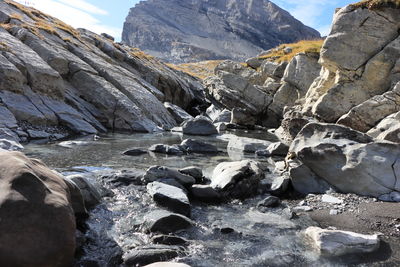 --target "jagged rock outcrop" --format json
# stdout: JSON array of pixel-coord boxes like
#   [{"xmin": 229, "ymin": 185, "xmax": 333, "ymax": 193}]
[
  {"xmin": 0, "ymin": 0, "xmax": 205, "ymax": 145},
  {"xmin": 204, "ymin": 51, "xmax": 321, "ymax": 127},
  {"xmin": 298, "ymin": 5, "xmax": 400, "ymax": 140},
  {"xmin": 122, "ymin": 0, "xmax": 320, "ymax": 63}
]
